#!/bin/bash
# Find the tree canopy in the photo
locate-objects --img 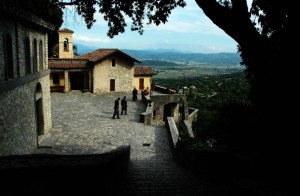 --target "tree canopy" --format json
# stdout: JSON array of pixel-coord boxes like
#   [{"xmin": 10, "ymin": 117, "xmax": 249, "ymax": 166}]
[{"xmin": 55, "ymin": 0, "xmax": 187, "ymax": 38}]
